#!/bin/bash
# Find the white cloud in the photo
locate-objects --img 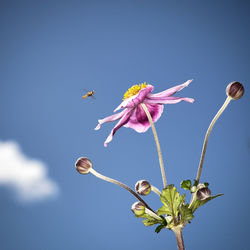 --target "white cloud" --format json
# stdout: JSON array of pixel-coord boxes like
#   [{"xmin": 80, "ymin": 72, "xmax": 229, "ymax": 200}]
[{"xmin": 0, "ymin": 141, "xmax": 59, "ymax": 202}]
